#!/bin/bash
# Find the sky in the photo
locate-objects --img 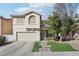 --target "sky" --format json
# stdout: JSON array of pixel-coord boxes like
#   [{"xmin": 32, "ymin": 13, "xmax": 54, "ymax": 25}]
[{"xmin": 0, "ymin": 3, "xmax": 54, "ymax": 19}]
